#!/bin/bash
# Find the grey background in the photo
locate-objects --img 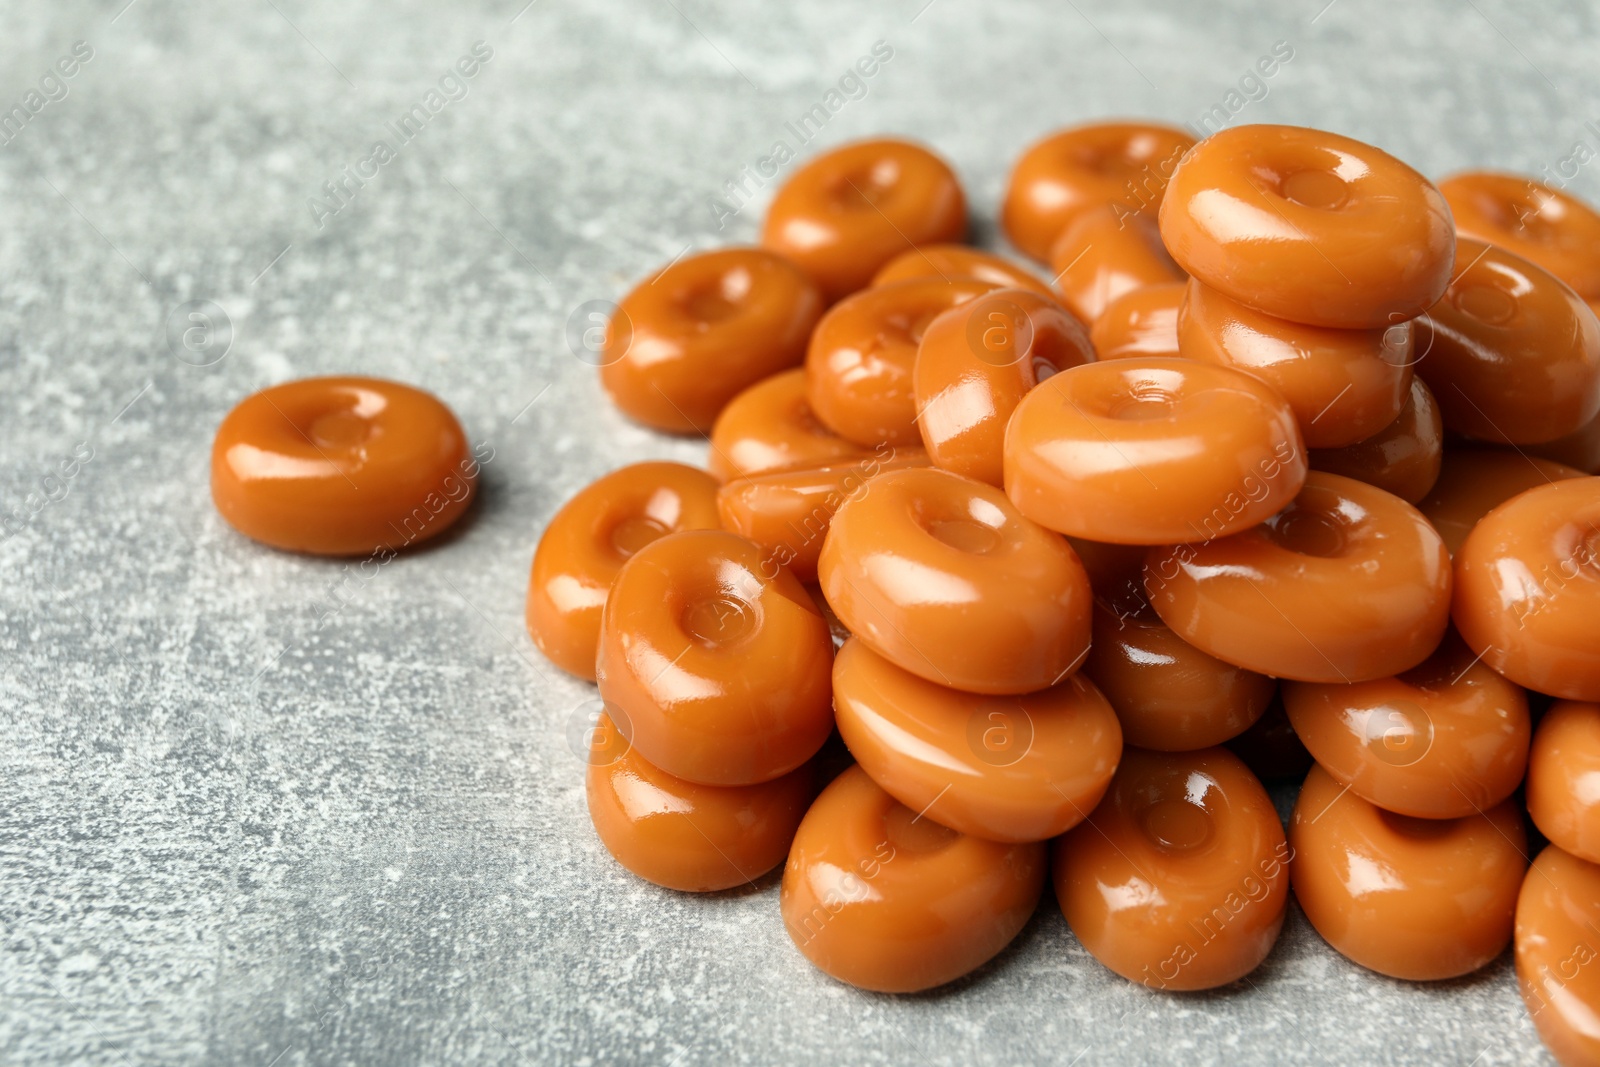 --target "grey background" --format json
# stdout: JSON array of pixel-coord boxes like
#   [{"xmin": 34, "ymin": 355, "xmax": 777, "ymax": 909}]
[{"xmin": 1, "ymin": 0, "xmax": 1591, "ymax": 1063}]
